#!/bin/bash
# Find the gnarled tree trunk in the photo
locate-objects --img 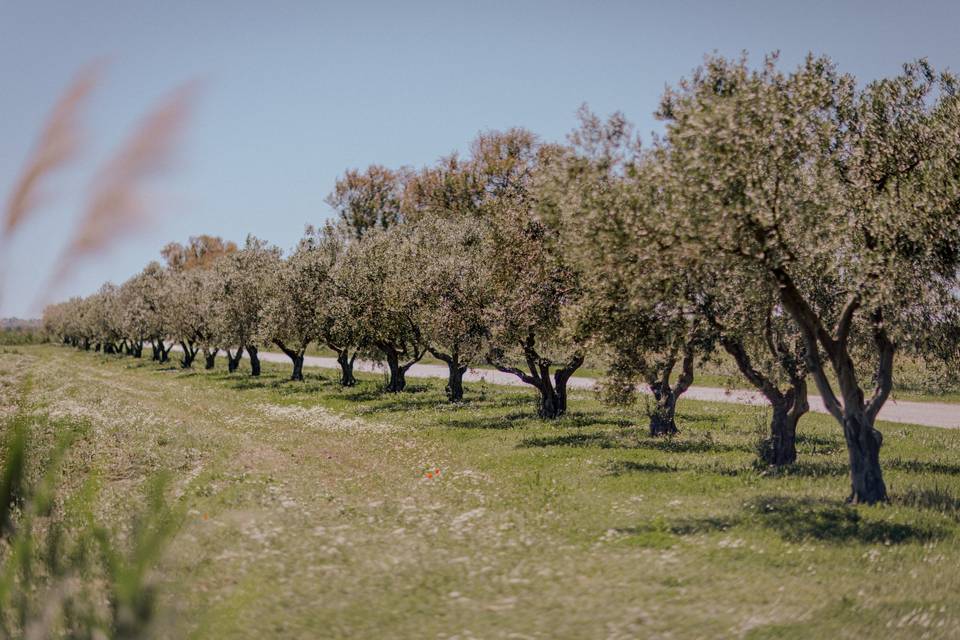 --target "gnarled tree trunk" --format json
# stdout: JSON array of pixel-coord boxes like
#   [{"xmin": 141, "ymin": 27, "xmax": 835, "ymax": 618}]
[
  {"xmin": 843, "ymin": 410, "xmax": 887, "ymax": 504},
  {"xmin": 488, "ymin": 334, "xmax": 584, "ymax": 419},
  {"xmin": 380, "ymin": 344, "xmax": 425, "ymax": 393},
  {"xmin": 226, "ymin": 347, "xmax": 244, "ymax": 373},
  {"xmin": 773, "ymin": 270, "xmax": 891, "ymax": 504},
  {"xmin": 203, "ymin": 347, "xmax": 219, "ymax": 370},
  {"xmin": 429, "ymin": 347, "xmax": 469, "ymax": 403},
  {"xmin": 712, "ymin": 326, "xmax": 809, "ymax": 466},
  {"xmin": 334, "ymin": 347, "xmax": 357, "ymax": 387},
  {"xmin": 646, "ymin": 345, "xmax": 695, "ymax": 437},
  {"xmin": 247, "ymin": 345, "xmax": 261, "ymax": 376},
  {"xmin": 179, "ymin": 340, "xmax": 198, "ymax": 368},
  {"xmin": 648, "ymin": 391, "xmax": 679, "ymax": 436},
  {"xmin": 762, "ymin": 382, "xmax": 808, "ymax": 466},
  {"xmin": 275, "ymin": 340, "xmax": 305, "ymax": 381}
]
